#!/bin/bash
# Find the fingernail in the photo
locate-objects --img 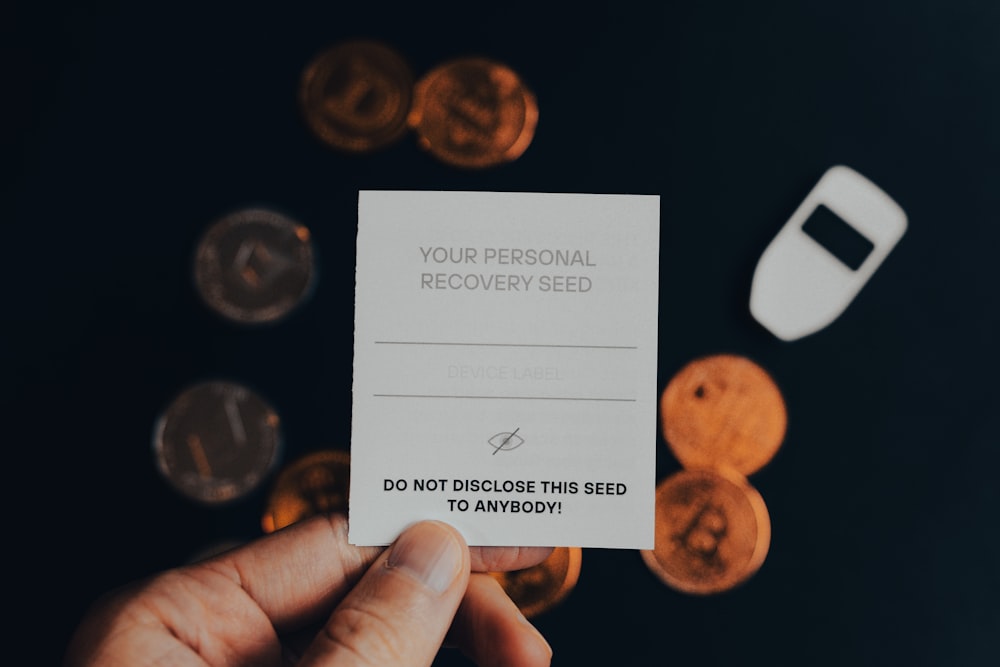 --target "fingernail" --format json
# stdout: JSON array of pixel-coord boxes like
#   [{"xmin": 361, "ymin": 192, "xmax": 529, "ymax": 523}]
[
  {"xmin": 386, "ymin": 521, "xmax": 464, "ymax": 594},
  {"xmin": 518, "ymin": 611, "xmax": 553, "ymax": 659}
]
